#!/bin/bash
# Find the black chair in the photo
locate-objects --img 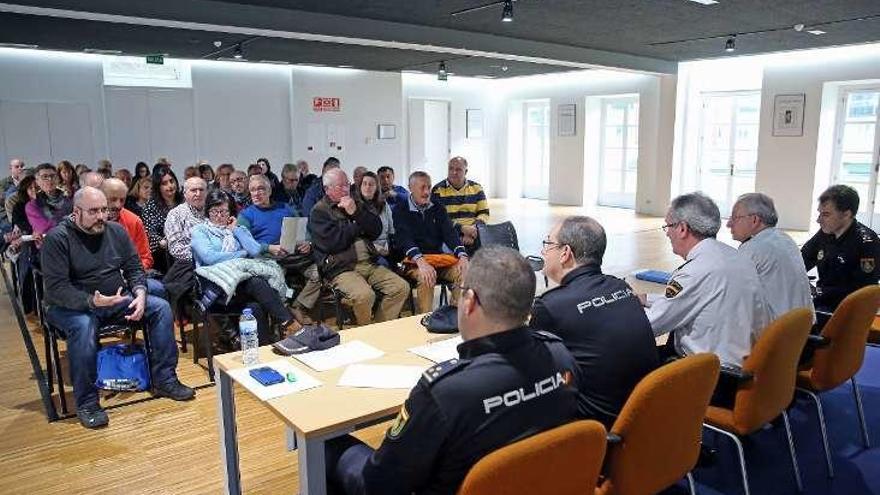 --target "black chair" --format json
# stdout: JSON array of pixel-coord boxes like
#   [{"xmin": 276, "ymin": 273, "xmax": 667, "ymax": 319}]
[
  {"xmin": 477, "ymin": 221, "xmax": 547, "ymax": 286},
  {"xmin": 32, "ymin": 268, "xmax": 153, "ymax": 419}
]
